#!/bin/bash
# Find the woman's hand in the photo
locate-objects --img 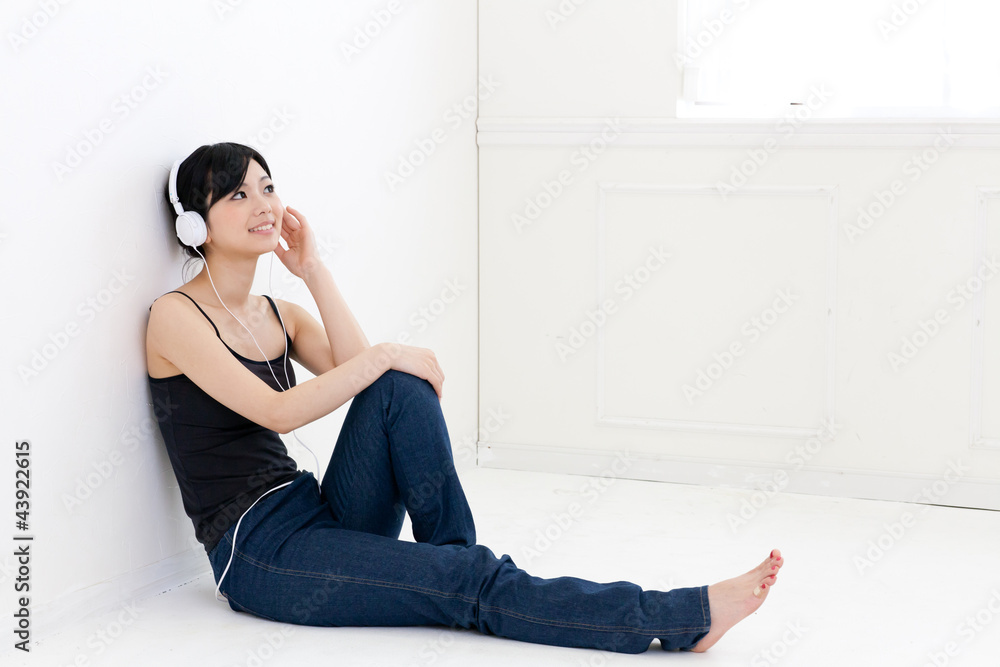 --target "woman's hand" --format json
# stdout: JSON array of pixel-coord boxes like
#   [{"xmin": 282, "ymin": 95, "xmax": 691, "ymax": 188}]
[
  {"xmin": 274, "ymin": 205, "xmax": 323, "ymax": 280},
  {"xmin": 377, "ymin": 342, "xmax": 445, "ymax": 399}
]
